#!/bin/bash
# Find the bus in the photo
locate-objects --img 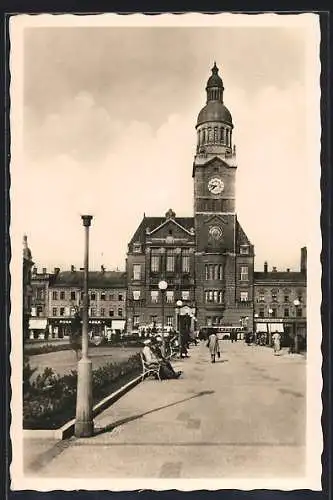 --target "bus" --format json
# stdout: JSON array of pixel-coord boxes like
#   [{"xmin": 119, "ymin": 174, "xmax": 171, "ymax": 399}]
[{"xmin": 199, "ymin": 325, "xmax": 245, "ymax": 340}]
